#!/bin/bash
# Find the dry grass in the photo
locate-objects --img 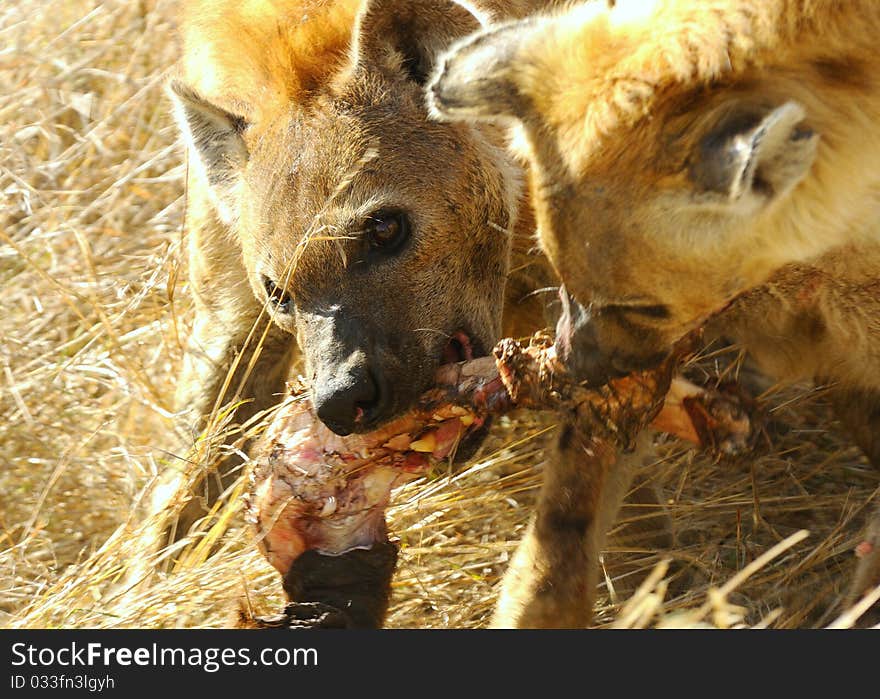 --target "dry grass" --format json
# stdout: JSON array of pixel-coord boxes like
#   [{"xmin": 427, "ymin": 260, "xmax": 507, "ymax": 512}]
[{"xmin": 1, "ymin": 0, "xmax": 878, "ymax": 630}]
